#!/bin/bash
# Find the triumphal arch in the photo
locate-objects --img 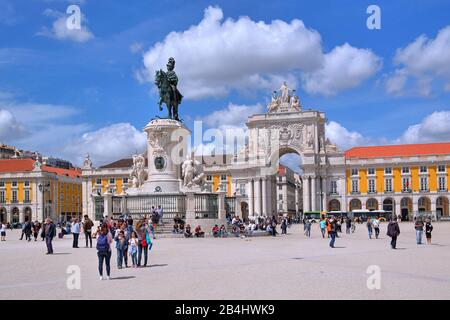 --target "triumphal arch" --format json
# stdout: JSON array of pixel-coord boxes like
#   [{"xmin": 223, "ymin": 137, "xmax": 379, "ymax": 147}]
[{"xmin": 222, "ymin": 82, "xmax": 346, "ymax": 218}]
